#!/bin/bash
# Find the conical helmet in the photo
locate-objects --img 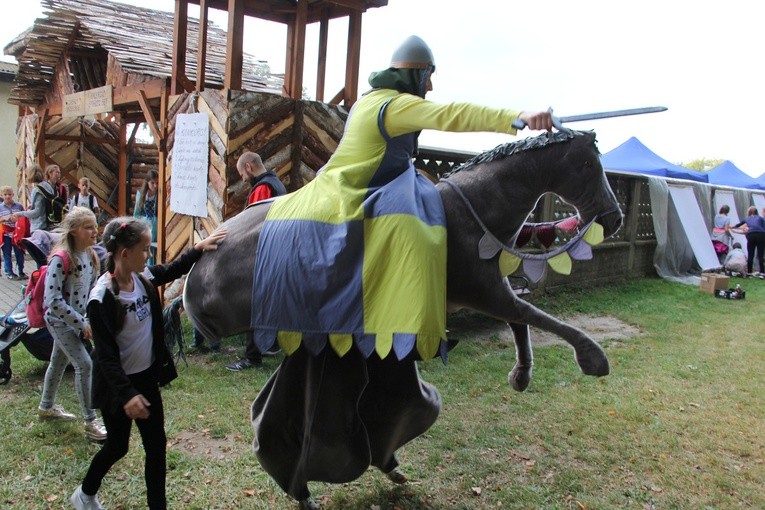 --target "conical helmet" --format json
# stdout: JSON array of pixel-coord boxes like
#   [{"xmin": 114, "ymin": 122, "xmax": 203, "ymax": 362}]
[{"xmin": 390, "ymin": 35, "xmax": 435, "ymax": 70}]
